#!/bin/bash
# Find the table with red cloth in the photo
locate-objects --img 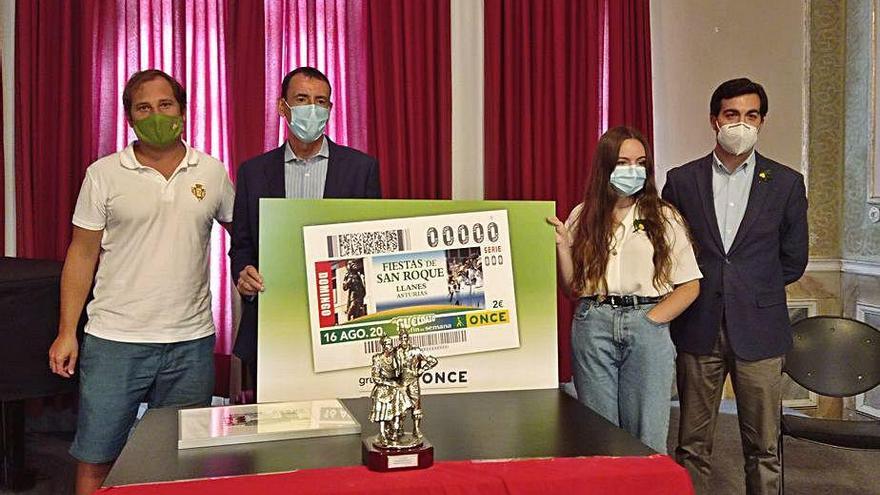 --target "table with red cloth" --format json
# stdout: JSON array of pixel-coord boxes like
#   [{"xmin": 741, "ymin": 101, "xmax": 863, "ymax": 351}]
[
  {"xmin": 101, "ymin": 389, "xmax": 694, "ymax": 494},
  {"xmin": 97, "ymin": 455, "xmax": 693, "ymax": 494}
]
